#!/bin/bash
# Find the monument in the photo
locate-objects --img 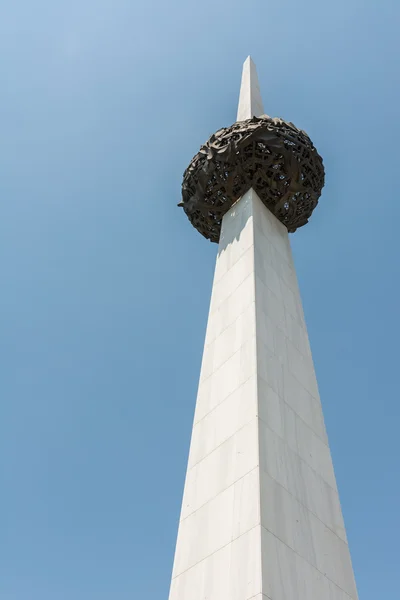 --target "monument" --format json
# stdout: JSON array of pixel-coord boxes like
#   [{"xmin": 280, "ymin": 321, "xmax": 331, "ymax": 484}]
[{"xmin": 168, "ymin": 57, "xmax": 358, "ymax": 600}]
